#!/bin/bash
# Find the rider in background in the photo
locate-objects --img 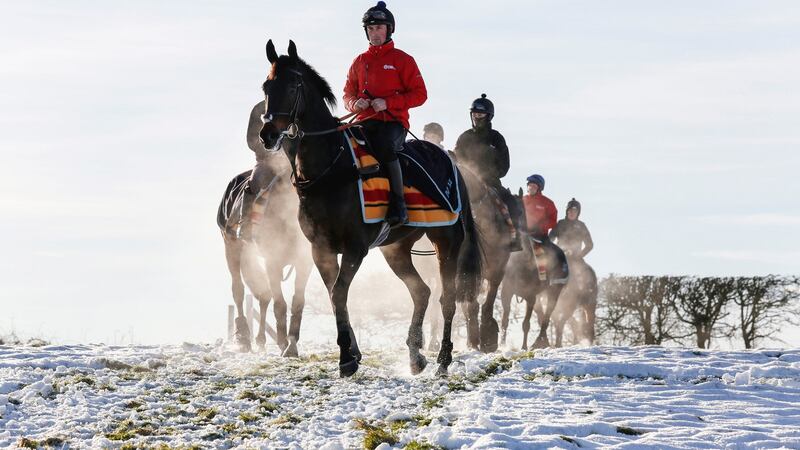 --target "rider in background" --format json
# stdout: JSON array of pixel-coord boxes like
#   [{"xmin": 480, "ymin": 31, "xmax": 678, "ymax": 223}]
[
  {"xmin": 238, "ymin": 100, "xmax": 290, "ymax": 241},
  {"xmin": 550, "ymin": 197, "xmax": 594, "ymax": 260},
  {"xmin": 454, "ymin": 94, "xmax": 523, "ymax": 251},
  {"xmin": 423, "ymin": 122, "xmax": 445, "ymax": 149},
  {"xmin": 343, "ymin": 1, "xmax": 428, "ymax": 228},
  {"xmin": 523, "ymin": 174, "xmax": 557, "ymax": 241}
]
